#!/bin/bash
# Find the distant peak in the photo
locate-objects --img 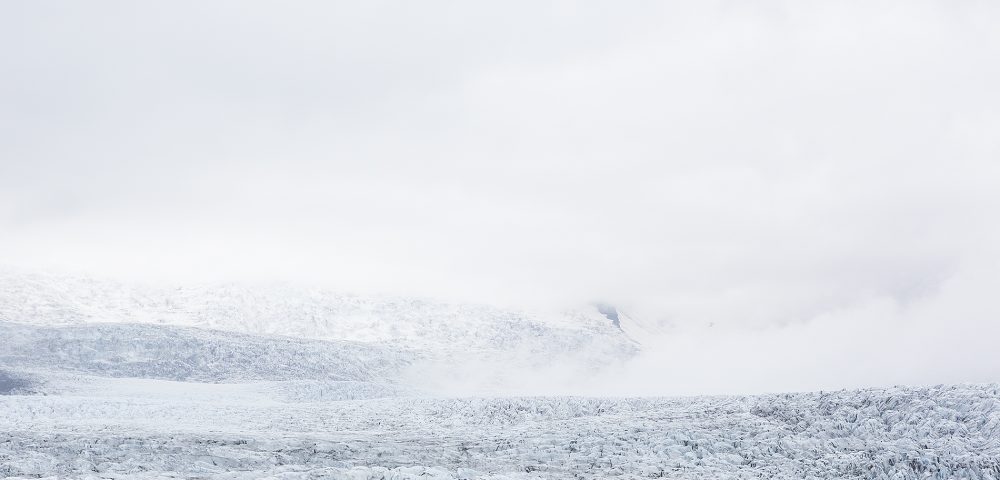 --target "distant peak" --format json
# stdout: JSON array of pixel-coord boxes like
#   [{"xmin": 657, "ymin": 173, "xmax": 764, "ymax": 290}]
[{"xmin": 594, "ymin": 303, "xmax": 621, "ymax": 330}]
